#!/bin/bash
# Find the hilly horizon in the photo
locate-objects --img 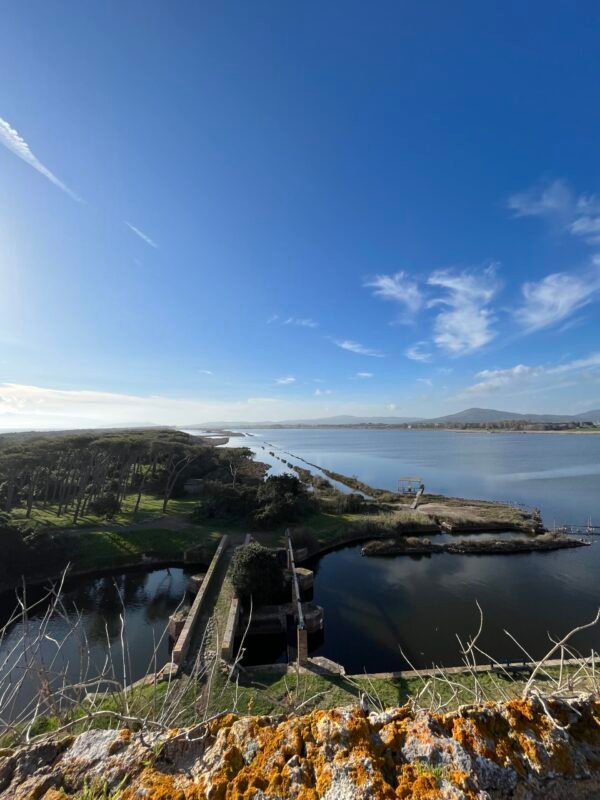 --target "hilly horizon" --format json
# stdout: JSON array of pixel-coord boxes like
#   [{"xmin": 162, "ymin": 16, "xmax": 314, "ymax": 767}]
[{"xmin": 191, "ymin": 406, "xmax": 600, "ymax": 429}]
